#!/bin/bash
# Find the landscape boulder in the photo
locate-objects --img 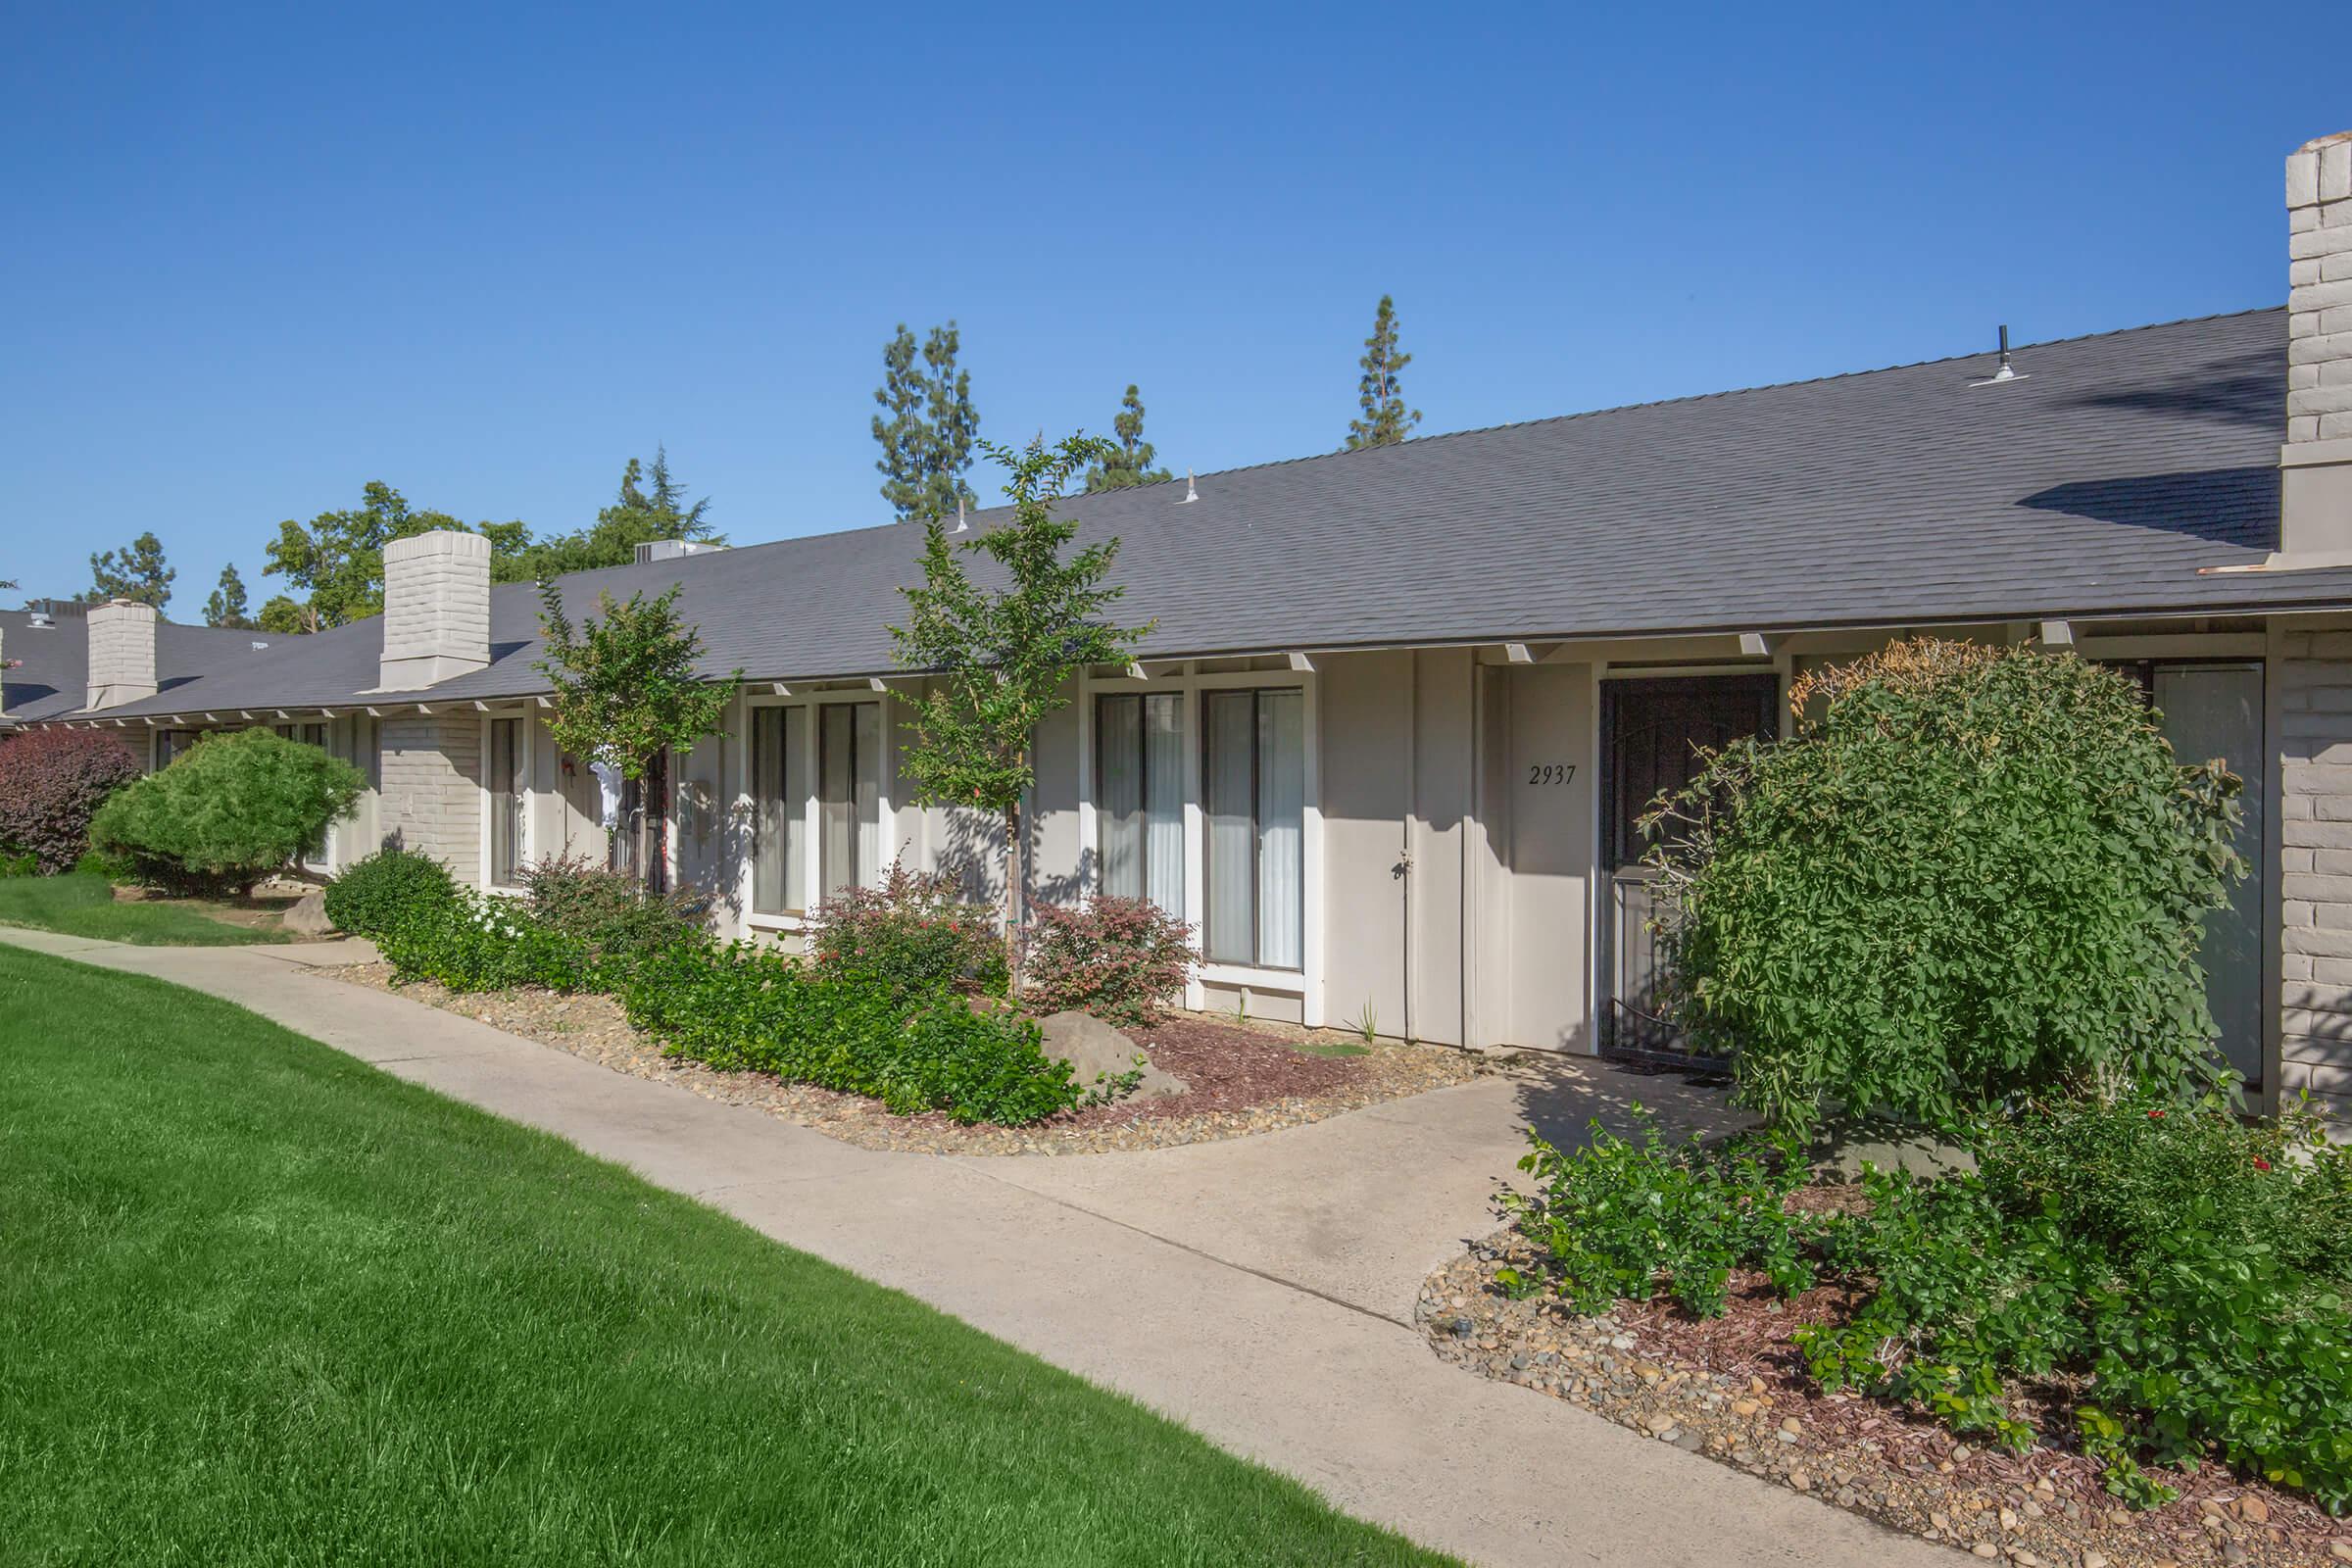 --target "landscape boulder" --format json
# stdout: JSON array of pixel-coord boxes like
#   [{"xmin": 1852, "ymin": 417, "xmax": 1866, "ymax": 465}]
[
  {"xmin": 282, "ymin": 889, "xmax": 334, "ymax": 938},
  {"xmin": 1037, "ymin": 1009, "xmax": 1188, "ymax": 1102}
]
